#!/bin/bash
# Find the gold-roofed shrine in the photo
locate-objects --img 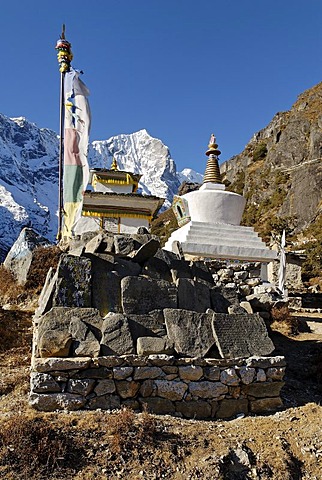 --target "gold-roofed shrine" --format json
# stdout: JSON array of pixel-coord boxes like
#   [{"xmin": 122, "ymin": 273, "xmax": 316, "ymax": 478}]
[{"xmin": 76, "ymin": 159, "xmax": 164, "ymax": 234}]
